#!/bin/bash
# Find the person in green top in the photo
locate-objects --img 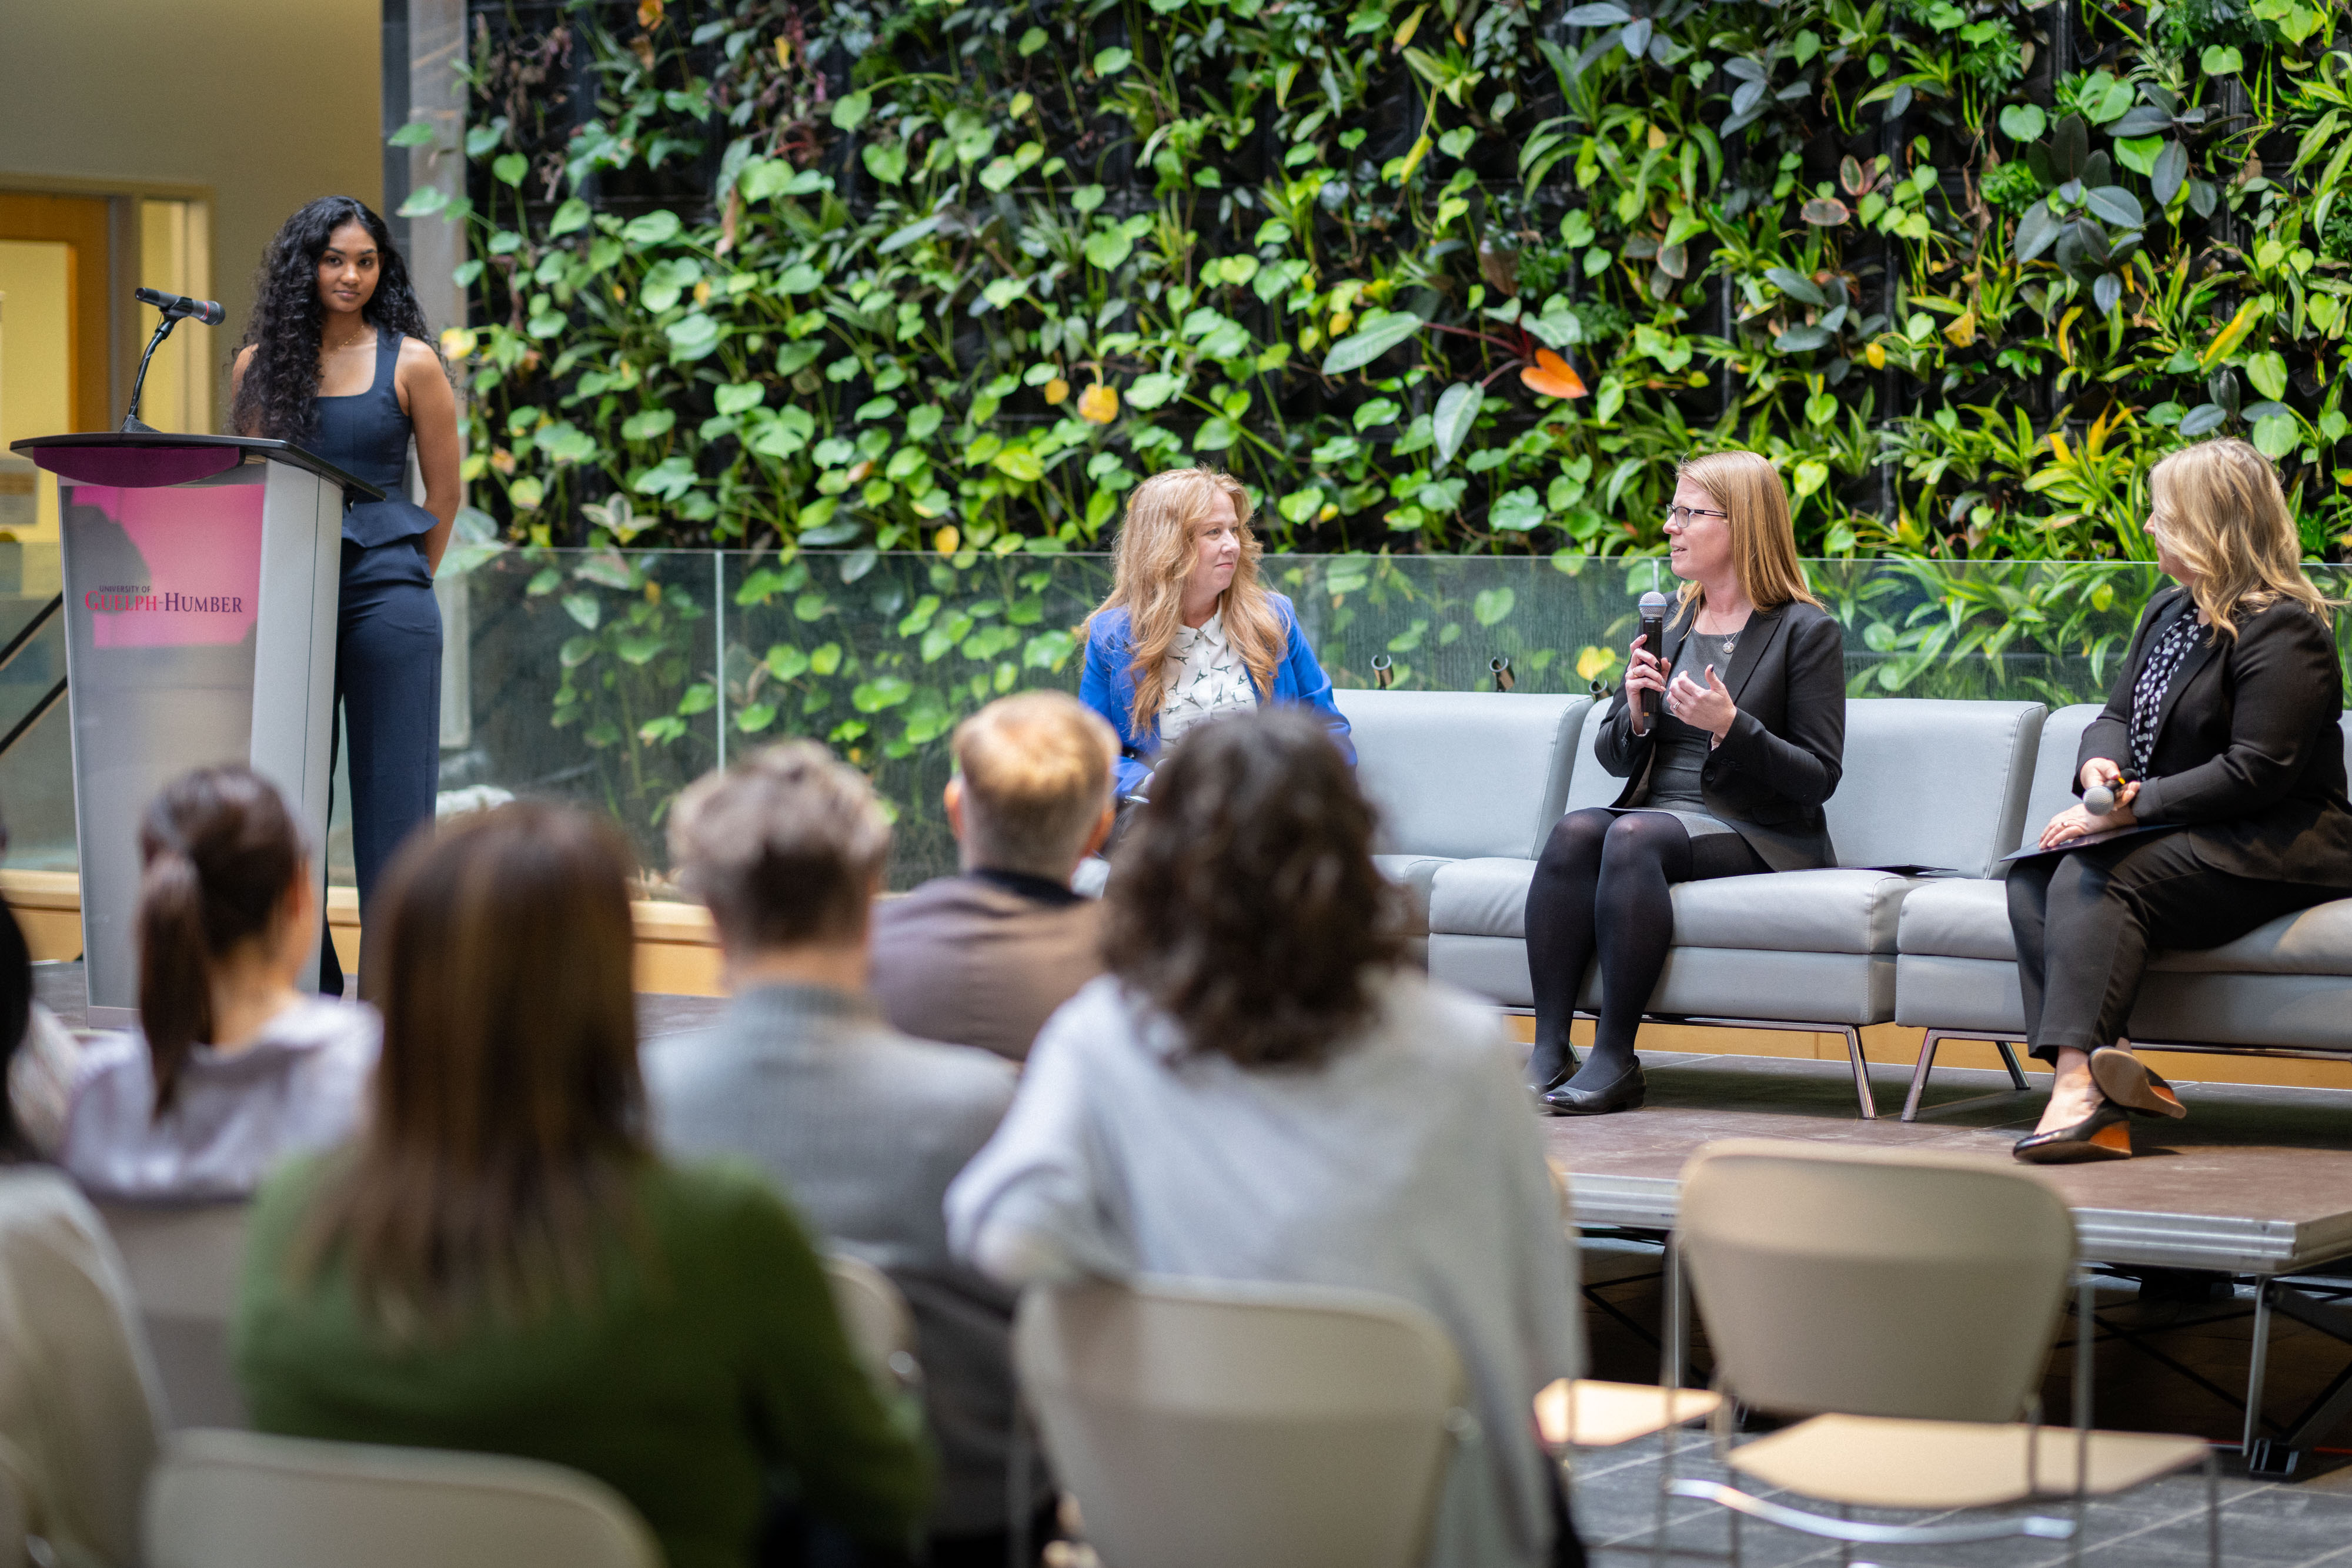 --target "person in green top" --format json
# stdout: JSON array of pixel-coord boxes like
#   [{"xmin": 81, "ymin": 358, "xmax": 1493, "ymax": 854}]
[{"xmin": 234, "ymin": 801, "xmax": 931, "ymax": 1568}]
